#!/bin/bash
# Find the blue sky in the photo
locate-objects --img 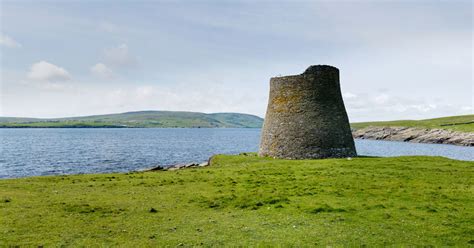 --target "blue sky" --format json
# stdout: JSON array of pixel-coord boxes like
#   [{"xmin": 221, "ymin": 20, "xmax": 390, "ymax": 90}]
[{"xmin": 1, "ymin": 0, "xmax": 472, "ymax": 121}]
